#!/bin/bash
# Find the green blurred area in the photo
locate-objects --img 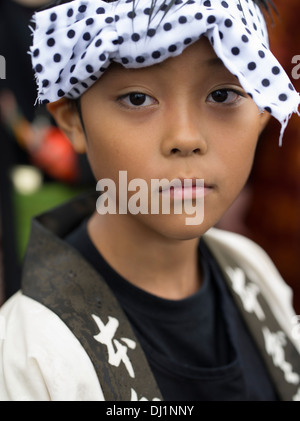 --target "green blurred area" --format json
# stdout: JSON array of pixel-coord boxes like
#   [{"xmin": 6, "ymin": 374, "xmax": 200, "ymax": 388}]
[{"xmin": 13, "ymin": 181, "xmax": 85, "ymax": 261}]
